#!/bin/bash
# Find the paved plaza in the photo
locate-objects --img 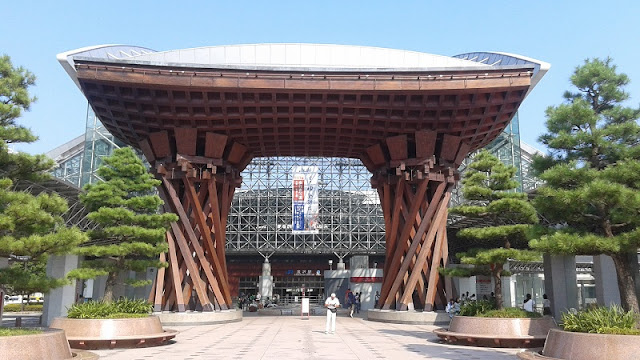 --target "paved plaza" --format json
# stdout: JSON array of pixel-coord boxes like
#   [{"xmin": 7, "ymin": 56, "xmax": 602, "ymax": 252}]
[{"xmin": 89, "ymin": 315, "xmax": 524, "ymax": 360}]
